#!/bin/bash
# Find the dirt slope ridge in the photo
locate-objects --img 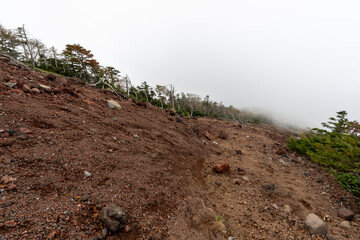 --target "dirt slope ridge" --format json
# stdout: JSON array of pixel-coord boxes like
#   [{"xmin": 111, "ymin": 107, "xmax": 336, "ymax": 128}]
[{"xmin": 0, "ymin": 56, "xmax": 359, "ymax": 239}]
